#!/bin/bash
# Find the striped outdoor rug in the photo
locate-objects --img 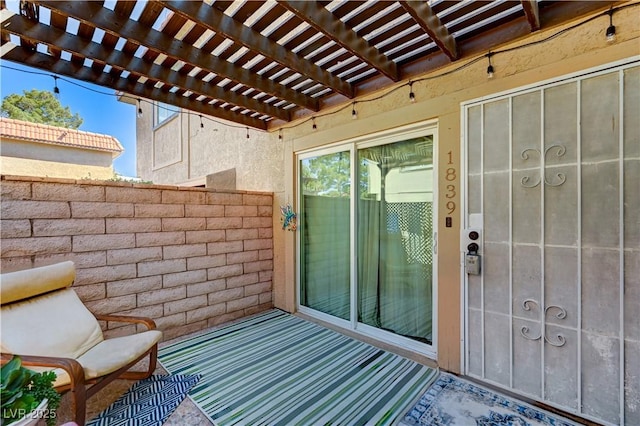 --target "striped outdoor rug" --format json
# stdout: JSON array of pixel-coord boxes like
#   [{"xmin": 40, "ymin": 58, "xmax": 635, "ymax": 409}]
[{"xmin": 158, "ymin": 309, "xmax": 438, "ymax": 426}]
